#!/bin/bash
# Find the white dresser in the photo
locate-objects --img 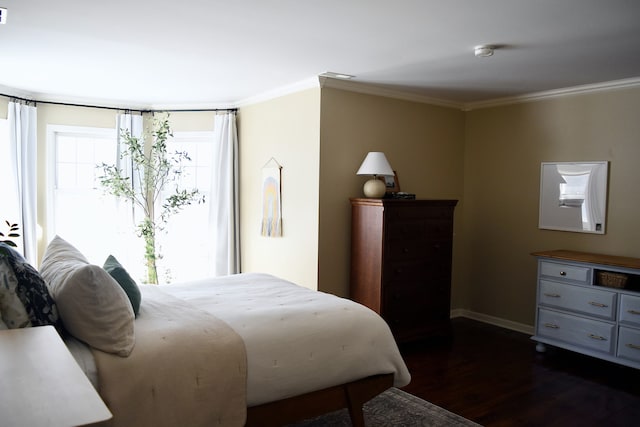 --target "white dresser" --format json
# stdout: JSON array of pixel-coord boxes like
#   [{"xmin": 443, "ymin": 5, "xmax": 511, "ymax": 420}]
[{"xmin": 532, "ymin": 250, "xmax": 640, "ymax": 369}]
